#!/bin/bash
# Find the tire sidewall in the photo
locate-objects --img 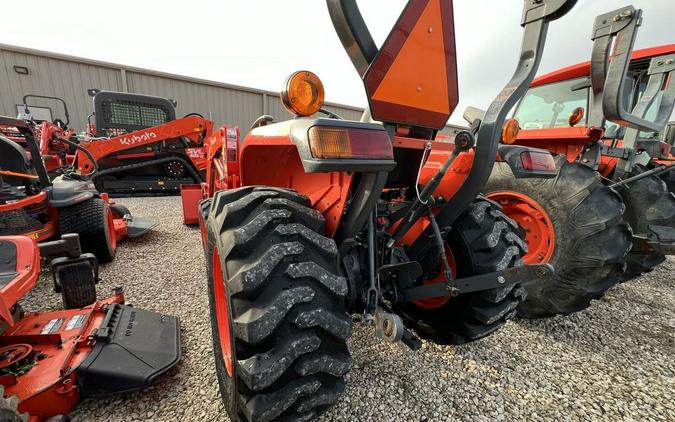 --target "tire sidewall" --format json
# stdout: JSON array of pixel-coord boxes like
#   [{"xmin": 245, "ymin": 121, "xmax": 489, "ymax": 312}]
[
  {"xmin": 205, "ymin": 221, "xmax": 238, "ymax": 420},
  {"xmin": 103, "ymin": 204, "xmax": 116, "ymax": 258}
]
